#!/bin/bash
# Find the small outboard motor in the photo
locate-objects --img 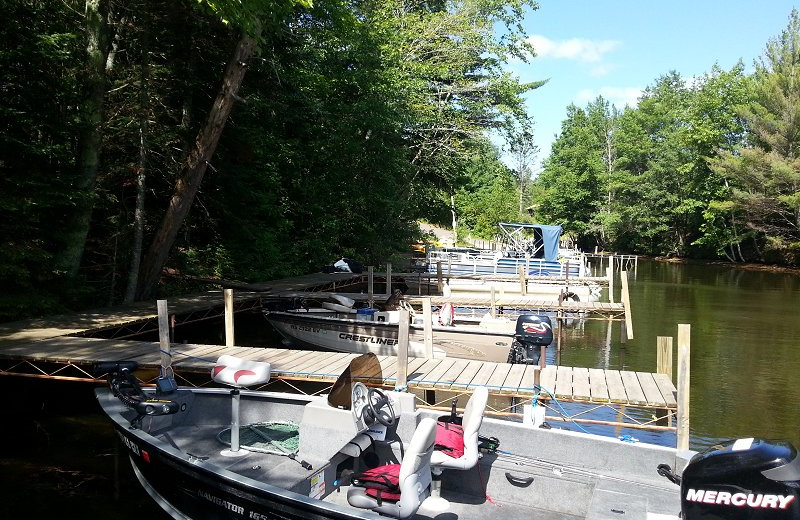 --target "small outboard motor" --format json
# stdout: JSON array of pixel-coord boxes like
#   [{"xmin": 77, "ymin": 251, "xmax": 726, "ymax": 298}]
[
  {"xmin": 678, "ymin": 438, "xmax": 800, "ymax": 519},
  {"xmin": 506, "ymin": 315, "xmax": 553, "ymax": 364}
]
